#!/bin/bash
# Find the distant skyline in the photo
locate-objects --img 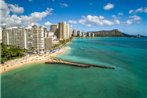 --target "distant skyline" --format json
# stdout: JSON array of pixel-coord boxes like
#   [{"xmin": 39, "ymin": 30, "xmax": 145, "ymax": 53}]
[{"xmin": 1, "ymin": 0, "xmax": 147, "ymax": 35}]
